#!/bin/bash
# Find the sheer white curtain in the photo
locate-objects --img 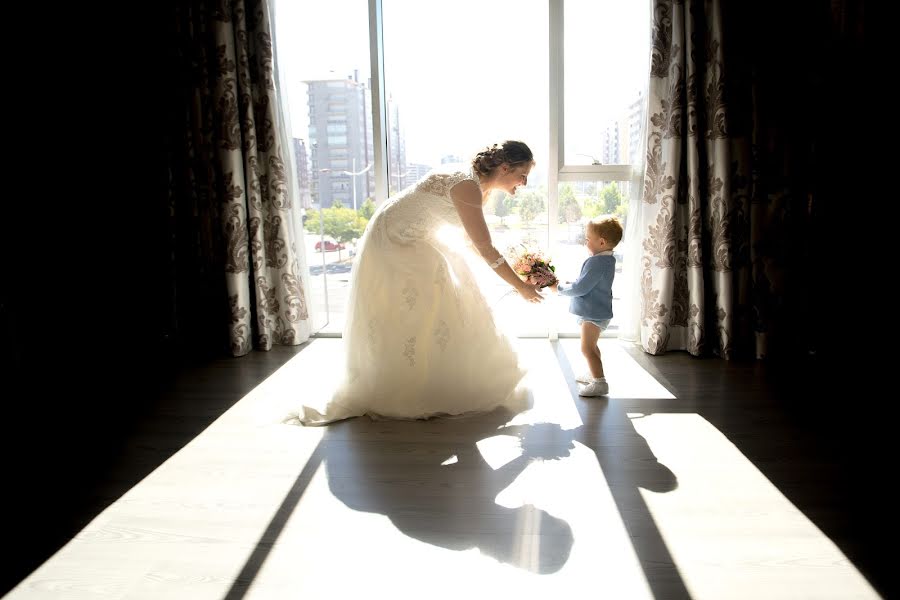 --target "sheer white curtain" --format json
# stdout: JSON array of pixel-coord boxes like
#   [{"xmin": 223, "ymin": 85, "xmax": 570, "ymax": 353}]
[
  {"xmin": 616, "ymin": 30, "xmax": 652, "ymax": 344},
  {"xmin": 617, "ymin": 154, "xmax": 647, "ymax": 343},
  {"xmin": 269, "ymin": 0, "xmax": 317, "ymax": 335}
]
